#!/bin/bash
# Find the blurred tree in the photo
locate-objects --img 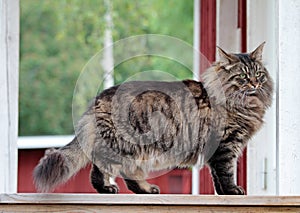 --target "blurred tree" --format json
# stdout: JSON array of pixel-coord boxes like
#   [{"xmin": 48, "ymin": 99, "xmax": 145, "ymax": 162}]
[{"xmin": 19, "ymin": 0, "xmax": 193, "ymax": 136}]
